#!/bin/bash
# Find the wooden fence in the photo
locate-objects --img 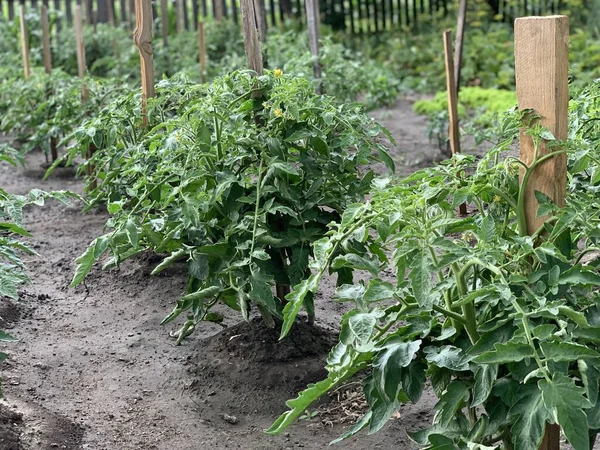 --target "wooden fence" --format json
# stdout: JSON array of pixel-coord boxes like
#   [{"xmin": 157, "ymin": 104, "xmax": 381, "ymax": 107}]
[{"xmin": 0, "ymin": 0, "xmax": 578, "ymax": 34}]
